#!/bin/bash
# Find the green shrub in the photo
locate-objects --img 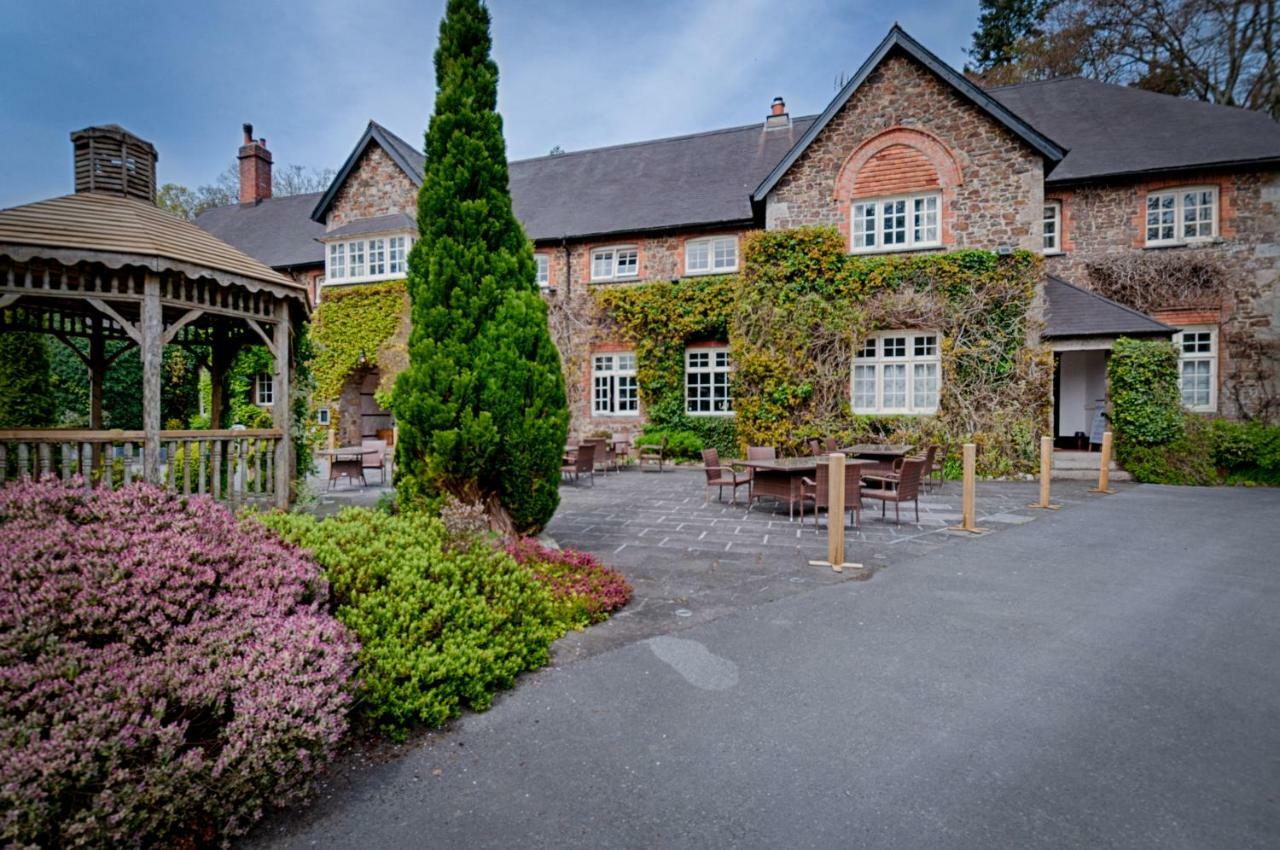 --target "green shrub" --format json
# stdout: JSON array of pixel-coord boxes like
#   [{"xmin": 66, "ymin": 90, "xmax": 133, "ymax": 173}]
[
  {"xmin": 1208, "ymin": 419, "xmax": 1280, "ymax": 485},
  {"xmin": 1108, "ymin": 337, "xmax": 1184, "ymax": 446},
  {"xmin": 1117, "ymin": 414, "xmax": 1218, "ymax": 485},
  {"xmin": 635, "ymin": 427, "xmax": 705, "ymax": 461},
  {"xmin": 258, "ymin": 508, "xmax": 557, "ymax": 737}
]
